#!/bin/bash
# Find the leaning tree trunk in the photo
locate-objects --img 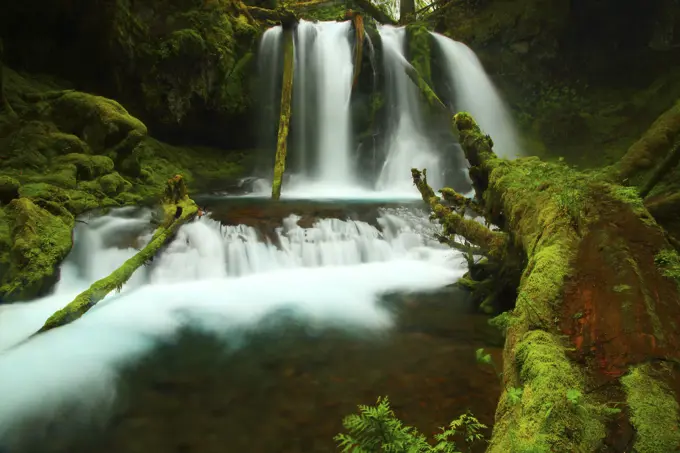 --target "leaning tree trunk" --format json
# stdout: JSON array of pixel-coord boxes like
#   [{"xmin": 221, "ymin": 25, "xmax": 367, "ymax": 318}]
[
  {"xmin": 414, "ymin": 113, "xmax": 680, "ymax": 452},
  {"xmin": 31, "ymin": 175, "xmax": 198, "ymax": 338},
  {"xmin": 271, "ymin": 28, "xmax": 295, "ymax": 201}
]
